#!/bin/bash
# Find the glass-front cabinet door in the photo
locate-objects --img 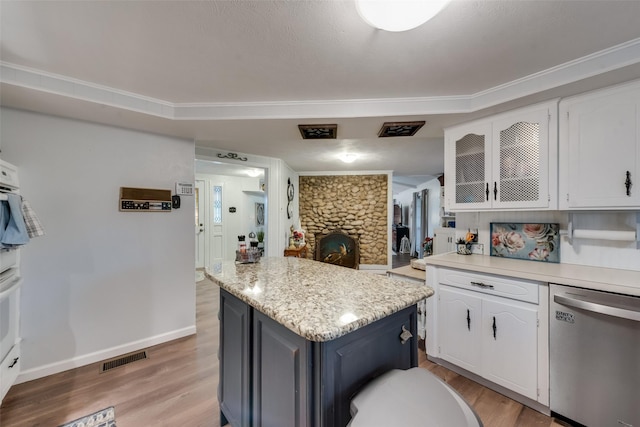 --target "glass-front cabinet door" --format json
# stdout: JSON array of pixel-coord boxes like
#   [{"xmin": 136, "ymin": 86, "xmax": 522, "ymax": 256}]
[
  {"xmin": 446, "ymin": 122, "xmax": 492, "ymax": 210},
  {"xmin": 445, "ymin": 101, "xmax": 556, "ymax": 212},
  {"xmin": 492, "ymin": 108, "xmax": 550, "ymax": 209}
]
